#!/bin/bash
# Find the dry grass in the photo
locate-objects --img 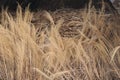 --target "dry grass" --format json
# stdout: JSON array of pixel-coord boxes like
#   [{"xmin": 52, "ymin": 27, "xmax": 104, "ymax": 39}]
[{"xmin": 0, "ymin": 7, "xmax": 120, "ymax": 80}]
